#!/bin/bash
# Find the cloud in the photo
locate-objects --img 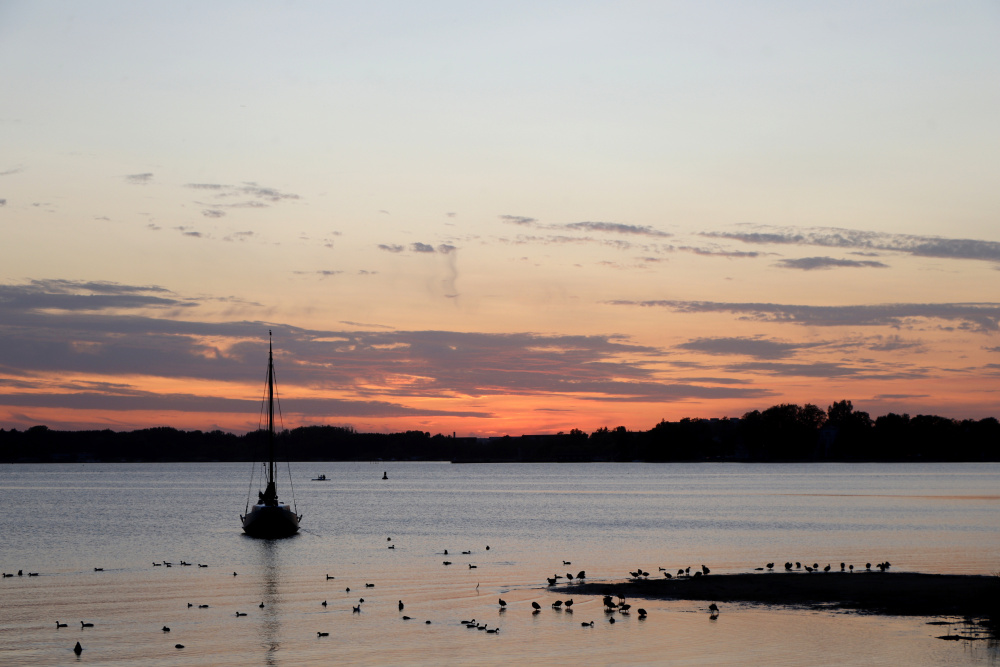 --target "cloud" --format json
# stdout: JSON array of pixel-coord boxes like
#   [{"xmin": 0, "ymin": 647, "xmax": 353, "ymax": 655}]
[
  {"xmin": 411, "ymin": 242, "xmax": 436, "ymax": 253},
  {"xmin": 0, "ymin": 279, "xmax": 189, "ymax": 314},
  {"xmin": 378, "ymin": 244, "xmax": 404, "ymax": 253},
  {"xmin": 500, "ymin": 215, "xmax": 537, "ymax": 225},
  {"xmin": 202, "ymin": 209, "xmax": 226, "ymax": 218},
  {"xmin": 223, "ymin": 231, "xmax": 254, "ymax": 242},
  {"xmin": 679, "ymin": 246, "xmax": 760, "ymax": 259},
  {"xmin": 0, "ymin": 199, "xmax": 6, "ymax": 207},
  {"xmin": 0, "ymin": 166, "xmax": 23, "ymax": 176},
  {"xmin": 437, "ymin": 244, "xmax": 457, "ymax": 254},
  {"xmin": 609, "ymin": 299, "xmax": 1000, "ymax": 331},
  {"xmin": 185, "ymin": 181, "xmax": 300, "ymax": 208},
  {"xmin": 564, "ymin": 221, "xmax": 671, "ymax": 237},
  {"xmin": 703, "ymin": 225, "xmax": 1000, "ymax": 265},
  {"xmin": 676, "ymin": 336, "xmax": 817, "ymax": 359},
  {"xmin": 174, "ymin": 226, "xmax": 204, "ymax": 238},
  {"xmin": 125, "ymin": 173, "xmax": 154, "ymax": 185},
  {"xmin": 292, "ymin": 270, "xmax": 343, "ymax": 278},
  {"xmin": 723, "ymin": 360, "xmax": 927, "ymax": 381},
  {"xmin": 775, "ymin": 257, "xmax": 889, "ymax": 270}
]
